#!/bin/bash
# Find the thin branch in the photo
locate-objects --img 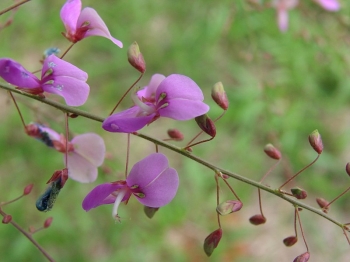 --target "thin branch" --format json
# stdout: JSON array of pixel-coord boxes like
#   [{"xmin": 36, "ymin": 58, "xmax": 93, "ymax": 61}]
[{"xmin": 0, "ymin": 0, "xmax": 30, "ymax": 16}]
